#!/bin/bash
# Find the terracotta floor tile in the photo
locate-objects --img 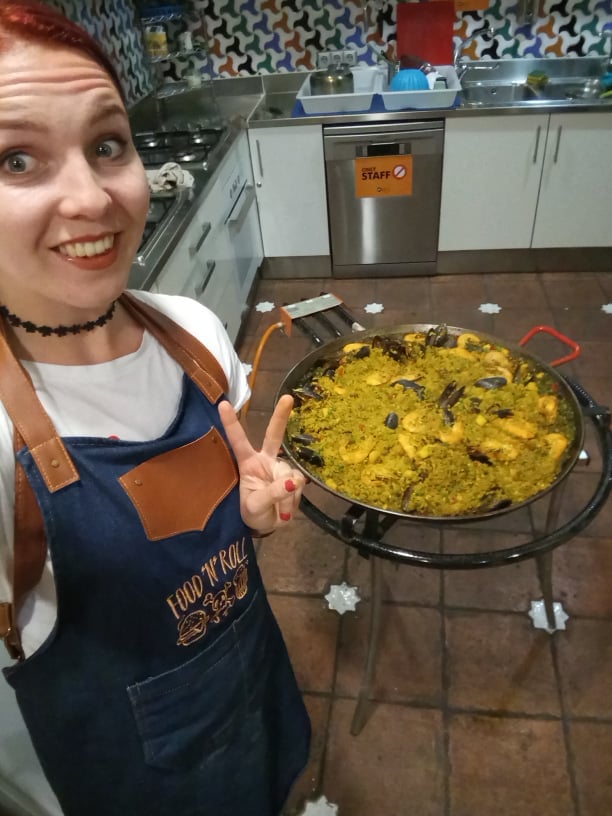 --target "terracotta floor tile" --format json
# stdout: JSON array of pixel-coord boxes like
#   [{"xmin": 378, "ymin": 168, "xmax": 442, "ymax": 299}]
[
  {"xmin": 529, "ymin": 471, "xmax": 612, "ymax": 539},
  {"xmin": 552, "ymin": 536, "xmax": 612, "ymax": 618},
  {"xmin": 374, "ymin": 276, "xmax": 431, "ymax": 311},
  {"xmin": 323, "ymin": 701, "xmax": 445, "ymax": 816},
  {"xmin": 335, "ymin": 603, "xmax": 443, "ymax": 705},
  {"xmin": 427, "ymin": 305, "xmax": 495, "ymax": 333},
  {"xmin": 491, "ymin": 307, "xmax": 558, "ymax": 343},
  {"xmin": 596, "ymin": 271, "xmax": 612, "ymax": 299},
  {"xmin": 569, "ymin": 721, "xmax": 612, "ymax": 816},
  {"xmin": 556, "ymin": 618, "xmax": 612, "ymax": 718},
  {"xmin": 431, "ymin": 275, "xmax": 489, "ymax": 309},
  {"xmin": 258, "ymin": 520, "xmax": 345, "ymax": 594},
  {"xmin": 572, "ymin": 341, "xmax": 612, "ymax": 378},
  {"xmin": 268, "ymin": 595, "xmax": 339, "ymax": 694},
  {"xmin": 346, "ymin": 523, "xmax": 441, "ymax": 606},
  {"xmin": 448, "ymin": 714, "xmax": 573, "ymax": 816},
  {"xmin": 554, "ymin": 308, "xmax": 612, "ymax": 343},
  {"xmin": 446, "ymin": 611, "xmax": 561, "ymax": 716},
  {"xmin": 443, "ymin": 530, "xmax": 540, "ymax": 611},
  {"xmin": 542, "ymin": 273, "xmax": 608, "ymax": 308},
  {"xmin": 244, "ymin": 368, "xmax": 288, "ymax": 412},
  {"xmin": 485, "ymin": 273, "xmax": 549, "ymax": 308},
  {"xmin": 283, "ymin": 694, "xmax": 331, "ymax": 815}
]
